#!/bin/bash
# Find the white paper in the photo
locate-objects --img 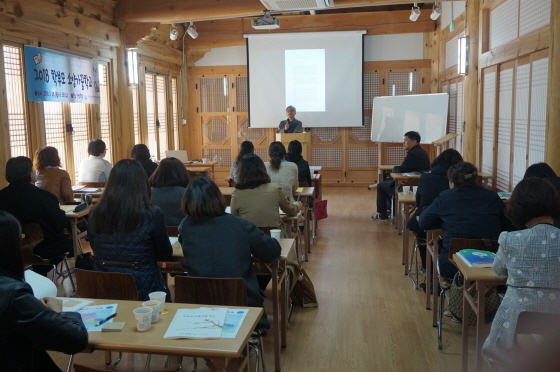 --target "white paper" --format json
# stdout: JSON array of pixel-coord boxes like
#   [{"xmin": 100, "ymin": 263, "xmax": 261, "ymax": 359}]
[
  {"xmin": 58, "ymin": 298, "xmax": 93, "ymax": 312},
  {"xmin": 78, "ymin": 304, "xmax": 118, "ymax": 332},
  {"xmin": 164, "ymin": 307, "xmax": 228, "ymax": 339}
]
